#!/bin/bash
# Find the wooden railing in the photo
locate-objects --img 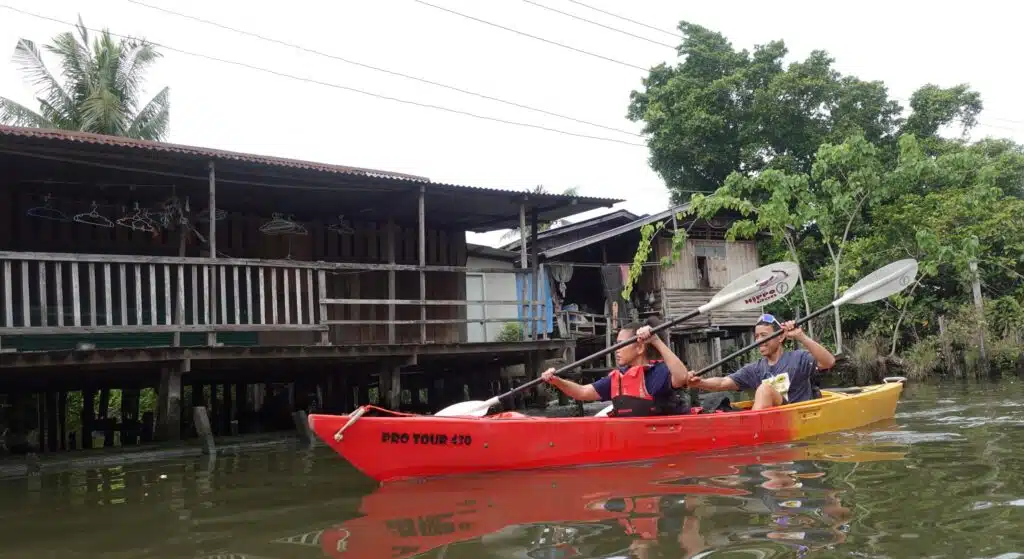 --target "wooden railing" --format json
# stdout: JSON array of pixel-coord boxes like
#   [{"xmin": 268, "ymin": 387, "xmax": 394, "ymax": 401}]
[{"xmin": 0, "ymin": 251, "xmax": 547, "ymax": 348}]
